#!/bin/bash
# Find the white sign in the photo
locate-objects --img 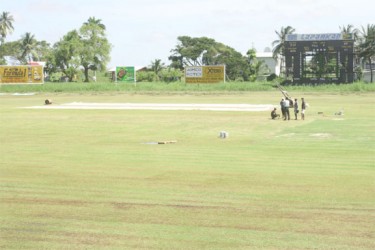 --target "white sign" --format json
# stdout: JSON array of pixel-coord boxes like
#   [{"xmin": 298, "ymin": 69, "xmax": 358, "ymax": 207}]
[
  {"xmin": 185, "ymin": 67, "xmax": 203, "ymax": 77},
  {"xmin": 286, "ymin": 33, "xmax": 348, "ymax": 41}
]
